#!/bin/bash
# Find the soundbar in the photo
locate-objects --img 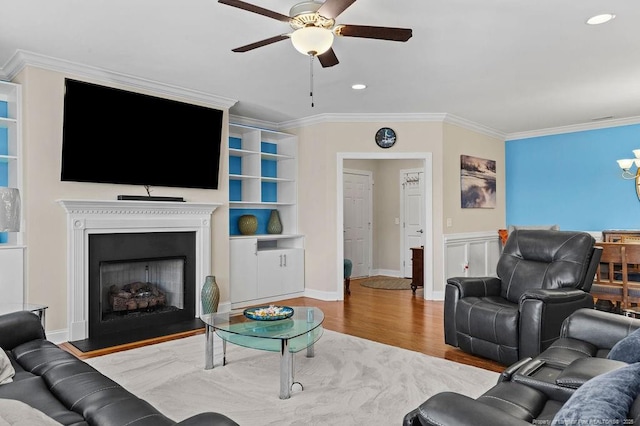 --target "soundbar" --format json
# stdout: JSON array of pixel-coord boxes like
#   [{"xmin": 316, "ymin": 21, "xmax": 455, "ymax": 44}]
[{"xmin": 117, "ymin": 195, "xmax": 185, "ymax": 202}]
